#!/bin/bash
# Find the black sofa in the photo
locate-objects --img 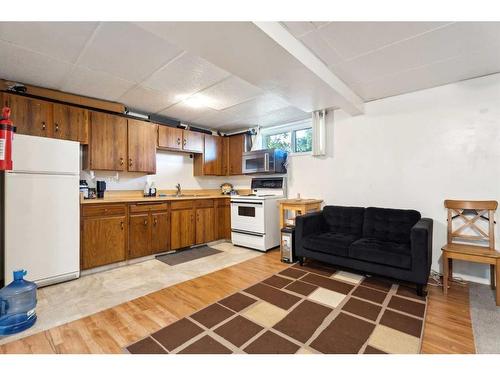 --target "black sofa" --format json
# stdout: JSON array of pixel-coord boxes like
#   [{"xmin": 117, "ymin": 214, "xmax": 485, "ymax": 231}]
[{"xmin": 295, "ymin": 206, "xmax": 433, "ymax": 295}]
